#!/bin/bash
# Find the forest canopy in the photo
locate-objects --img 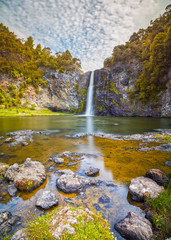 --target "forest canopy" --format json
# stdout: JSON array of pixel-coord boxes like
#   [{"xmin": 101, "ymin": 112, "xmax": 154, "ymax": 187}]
[{"xmin": 104, "ymin": 6, "xmax": 171, "ymax": 103}]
